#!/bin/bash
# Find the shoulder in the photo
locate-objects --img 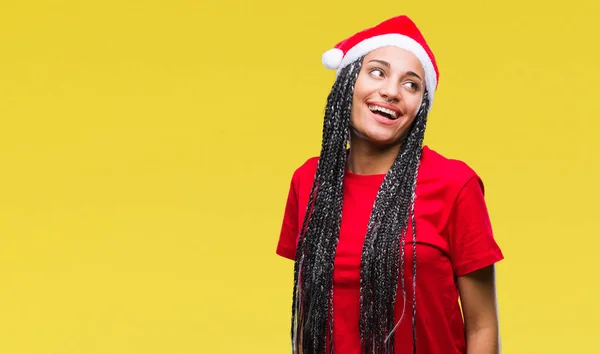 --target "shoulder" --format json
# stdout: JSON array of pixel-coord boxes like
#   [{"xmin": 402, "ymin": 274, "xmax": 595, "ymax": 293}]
[
  {"xmin": 420, "ymin": 145, "xmax": 484, "ymax": 193},
  {"xmin": 291, "ymin": 156, "xmax": 319, "ymax": 182}
]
